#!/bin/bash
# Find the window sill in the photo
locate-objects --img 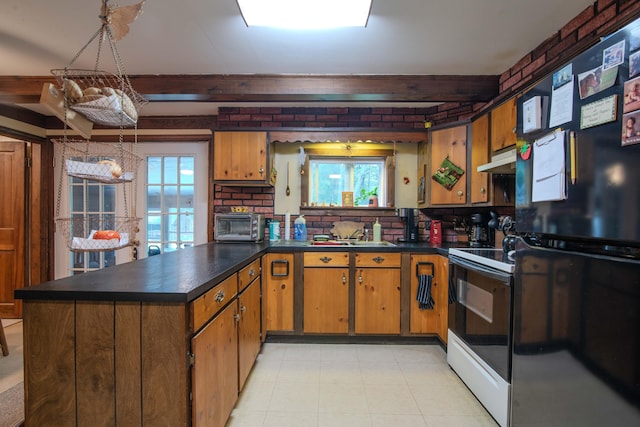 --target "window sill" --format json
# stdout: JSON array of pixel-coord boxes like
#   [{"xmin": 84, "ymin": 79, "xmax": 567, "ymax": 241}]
[{"xmin": 300, "ymin": 206, "xmax": 398, "ymax": 217}]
